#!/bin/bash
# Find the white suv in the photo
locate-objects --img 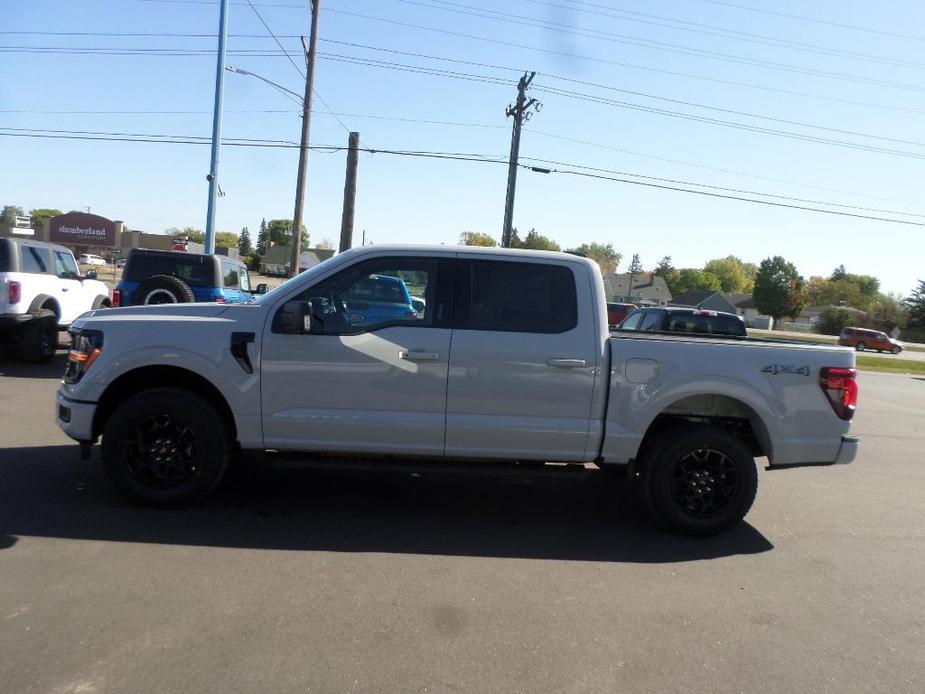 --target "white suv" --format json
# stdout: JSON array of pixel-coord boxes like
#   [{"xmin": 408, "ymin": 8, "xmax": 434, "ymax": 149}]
[
  {"xmin": 78, "ymin": 253, "xmax": 107, "ymax": 266},
  {"xmin": 1, "ymin": 238, "xmax": 110, "ymax": 362}
]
